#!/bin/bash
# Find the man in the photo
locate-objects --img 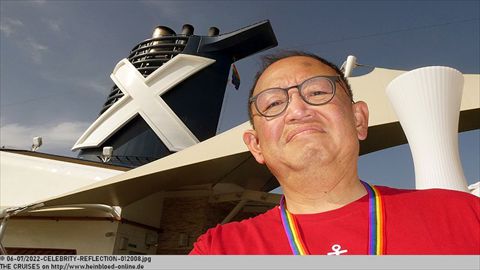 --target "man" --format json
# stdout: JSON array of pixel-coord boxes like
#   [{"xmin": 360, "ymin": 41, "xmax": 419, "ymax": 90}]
[{"xmin": 190, "ymin": 51, "xmax": 480, "ymax": 255}]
